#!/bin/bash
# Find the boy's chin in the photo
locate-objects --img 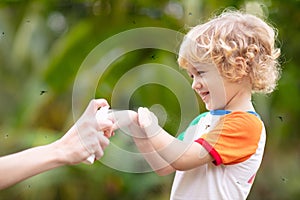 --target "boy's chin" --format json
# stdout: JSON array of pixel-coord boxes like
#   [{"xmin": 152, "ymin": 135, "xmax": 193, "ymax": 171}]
[
  {"xmin": 205, "ymin": 104, "xmax": 213, "ymax": 111},
  {"xmin": 205, "ymin": 103, "xmax": 225, "ymax": 111}
]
